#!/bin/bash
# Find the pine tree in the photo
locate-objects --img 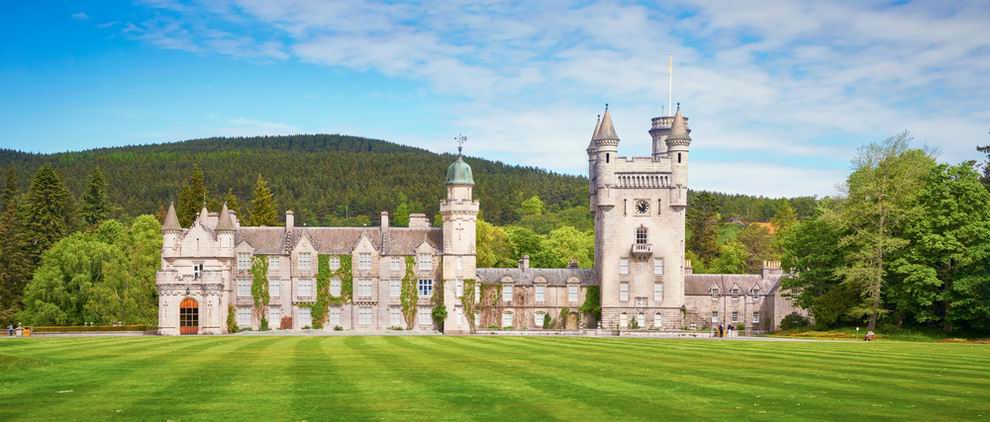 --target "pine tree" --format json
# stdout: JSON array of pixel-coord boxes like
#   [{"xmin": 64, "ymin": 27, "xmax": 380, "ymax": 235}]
[
  {"xmin": 223, "ymin": 188, "xmax": 240, "ymax": 216},
  {"xmin": 978, "ymin": 145, "xmax": 990, "ymax": 191},
  {"xmin": 249, "ymin": 175, "xmax": 278, "ymax": 226},
  {"xmin": 687, "ymin": 192, "xmax": 720, "ymax": 262},
  {"xmin": 0, "ymin": 166, "xmax": 16, "ymax": 213},
  {"xmin": 176, "ymin": 164, "xmax": 207, "ymax": 227},
  {"xmin": 0, "ymin": 194, "xmax": 31, "ymax": 324},
  {"xmin": 23, "ymin": 165, "xmax": 77, "ymax": 267},
  {"xmin": 81, "ymin": 166, "xmax": 112, "ymax": 226}
]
